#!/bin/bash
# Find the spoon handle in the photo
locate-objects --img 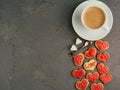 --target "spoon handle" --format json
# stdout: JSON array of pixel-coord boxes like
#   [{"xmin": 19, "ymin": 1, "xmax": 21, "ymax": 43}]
[{"xmin": 68, "ymin": 41, "xmax": 94, "ymax": 56}]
